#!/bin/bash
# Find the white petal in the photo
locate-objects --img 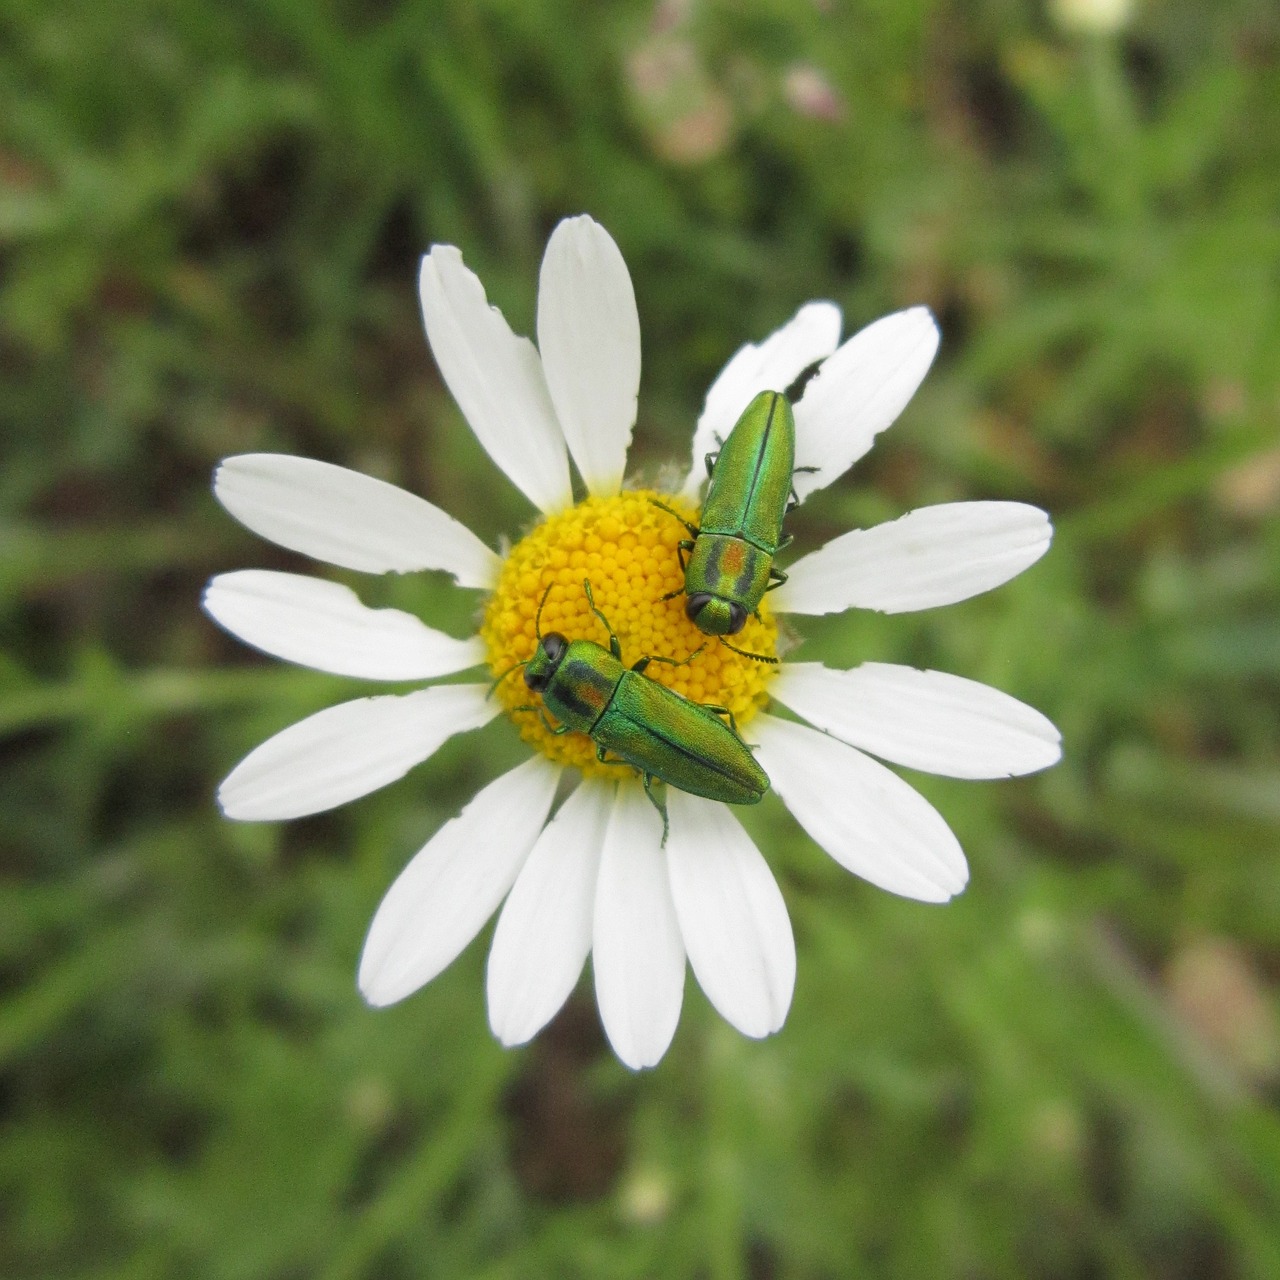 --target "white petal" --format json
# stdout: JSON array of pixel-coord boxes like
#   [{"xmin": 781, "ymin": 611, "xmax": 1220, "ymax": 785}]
[
  {"xmin": 213, "ymin": 454, "xmax": 500, "ymax": 588},
  {"xmin": 771, "ymin": 662, "xmax": 1062, "ymax": 780},
  {"xmin": 665, "ymin": 791, "xmax": 795, "ymax": 1038},
  {"xmin": 791, "ymin": 307, "xmax": 939, "ymax": 502},
  {"xmin": 358, "ymin": 756, "xmax": 560, "ymax": 1007},
  {"xmin": 419, "ymin": 246, "xmax": 572, "ymax": 514},
  {"xmin": 203, "ymin": 570, "xmax": 484, "ymax": 680},
  {"xmin": 683, "ymin": 302, "xmax": 842, "ymax": 499},
  {"xmin": 486, "ymin": 780, "xmax": 612, "ymax": 1046},
  {"xmin": 218, "ymin": 684, "xmax": 498, "ymax": 821},
  {"xmin": 751, "ymin": 714, "xmax": 968, "ymax": 902},
  {"xmin": 592, "ymin": 785, "xmax": 685, "ymax": 1070},
  {"xmin": 774, "ymin": 502, "xmax": 1052, "ymax": 616},
  {"xmin": 537, "ymin": 216, "xmax": 640, "ymax": 497}
]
